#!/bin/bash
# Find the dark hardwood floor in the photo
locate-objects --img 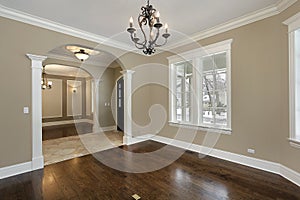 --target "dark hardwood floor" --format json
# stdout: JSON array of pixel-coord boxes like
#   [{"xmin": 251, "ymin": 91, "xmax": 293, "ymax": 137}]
[
  {"xmin": 0, "ymin": 141, "xmax": 299, "ymax": 200},
  {"xmin": 42, "ymin": 122, "xmax": 93, "ymax": 141}
]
